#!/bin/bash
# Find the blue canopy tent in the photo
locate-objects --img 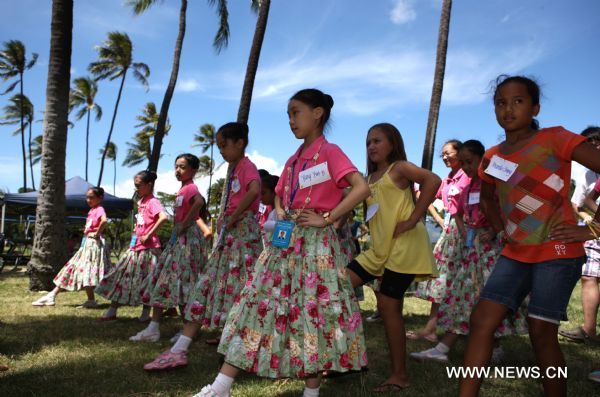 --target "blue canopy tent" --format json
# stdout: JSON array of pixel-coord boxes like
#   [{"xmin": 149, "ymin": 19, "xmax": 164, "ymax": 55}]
[{"xmin": 0, "ymin": 176, "xmax": 133, "ymax": 233}]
